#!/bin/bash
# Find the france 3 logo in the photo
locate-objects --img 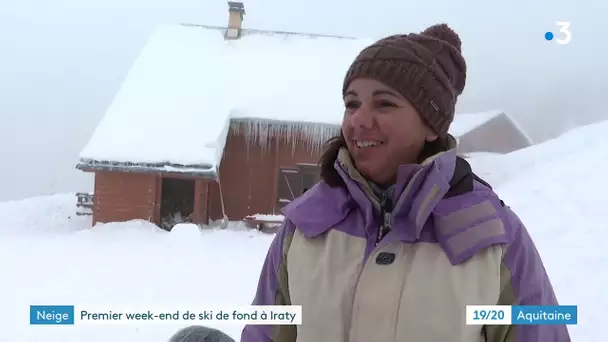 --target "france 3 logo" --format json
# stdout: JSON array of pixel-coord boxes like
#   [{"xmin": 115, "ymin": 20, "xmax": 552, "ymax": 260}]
[{"xmin": 545, "ymin": 21, "xmax": 572, "ymax": 45}]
